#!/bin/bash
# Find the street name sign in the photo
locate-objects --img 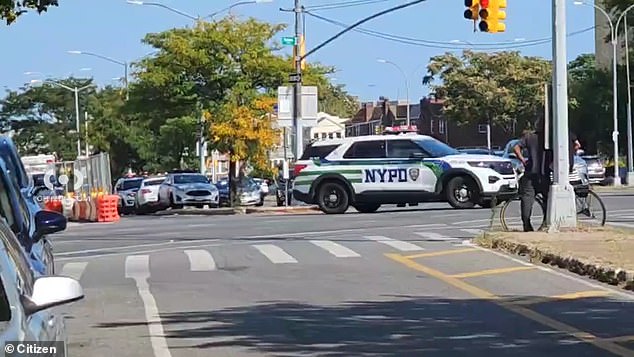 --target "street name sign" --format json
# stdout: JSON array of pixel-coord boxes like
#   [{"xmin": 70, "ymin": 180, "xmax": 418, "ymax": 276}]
[{"xmin": 281, "ymin": 36, "xmax": 297, "ymax": 46}]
